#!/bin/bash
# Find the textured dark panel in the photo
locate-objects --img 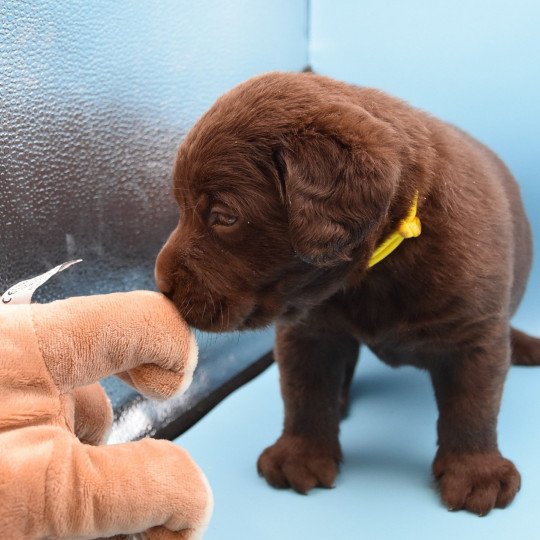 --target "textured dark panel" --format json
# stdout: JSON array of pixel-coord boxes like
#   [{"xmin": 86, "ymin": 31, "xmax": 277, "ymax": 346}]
[
  {"xmin": 0, "ymin": 0, "xmax": 308, "ymax": 290},
  {"xmin": 1, "ymin": 0, "xmax": 307, "ymax": 440}
]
